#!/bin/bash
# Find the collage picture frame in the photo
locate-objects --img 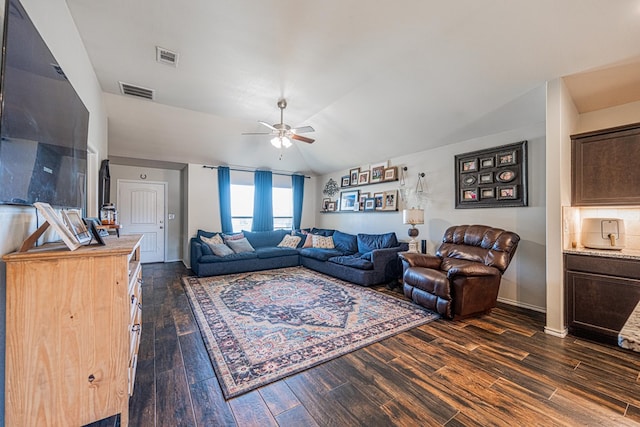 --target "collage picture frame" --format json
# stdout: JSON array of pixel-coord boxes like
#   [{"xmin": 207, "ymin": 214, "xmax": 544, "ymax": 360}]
[{"xmin": 454, "ymin": 140, "xmax": 528, "ymax": 209}]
